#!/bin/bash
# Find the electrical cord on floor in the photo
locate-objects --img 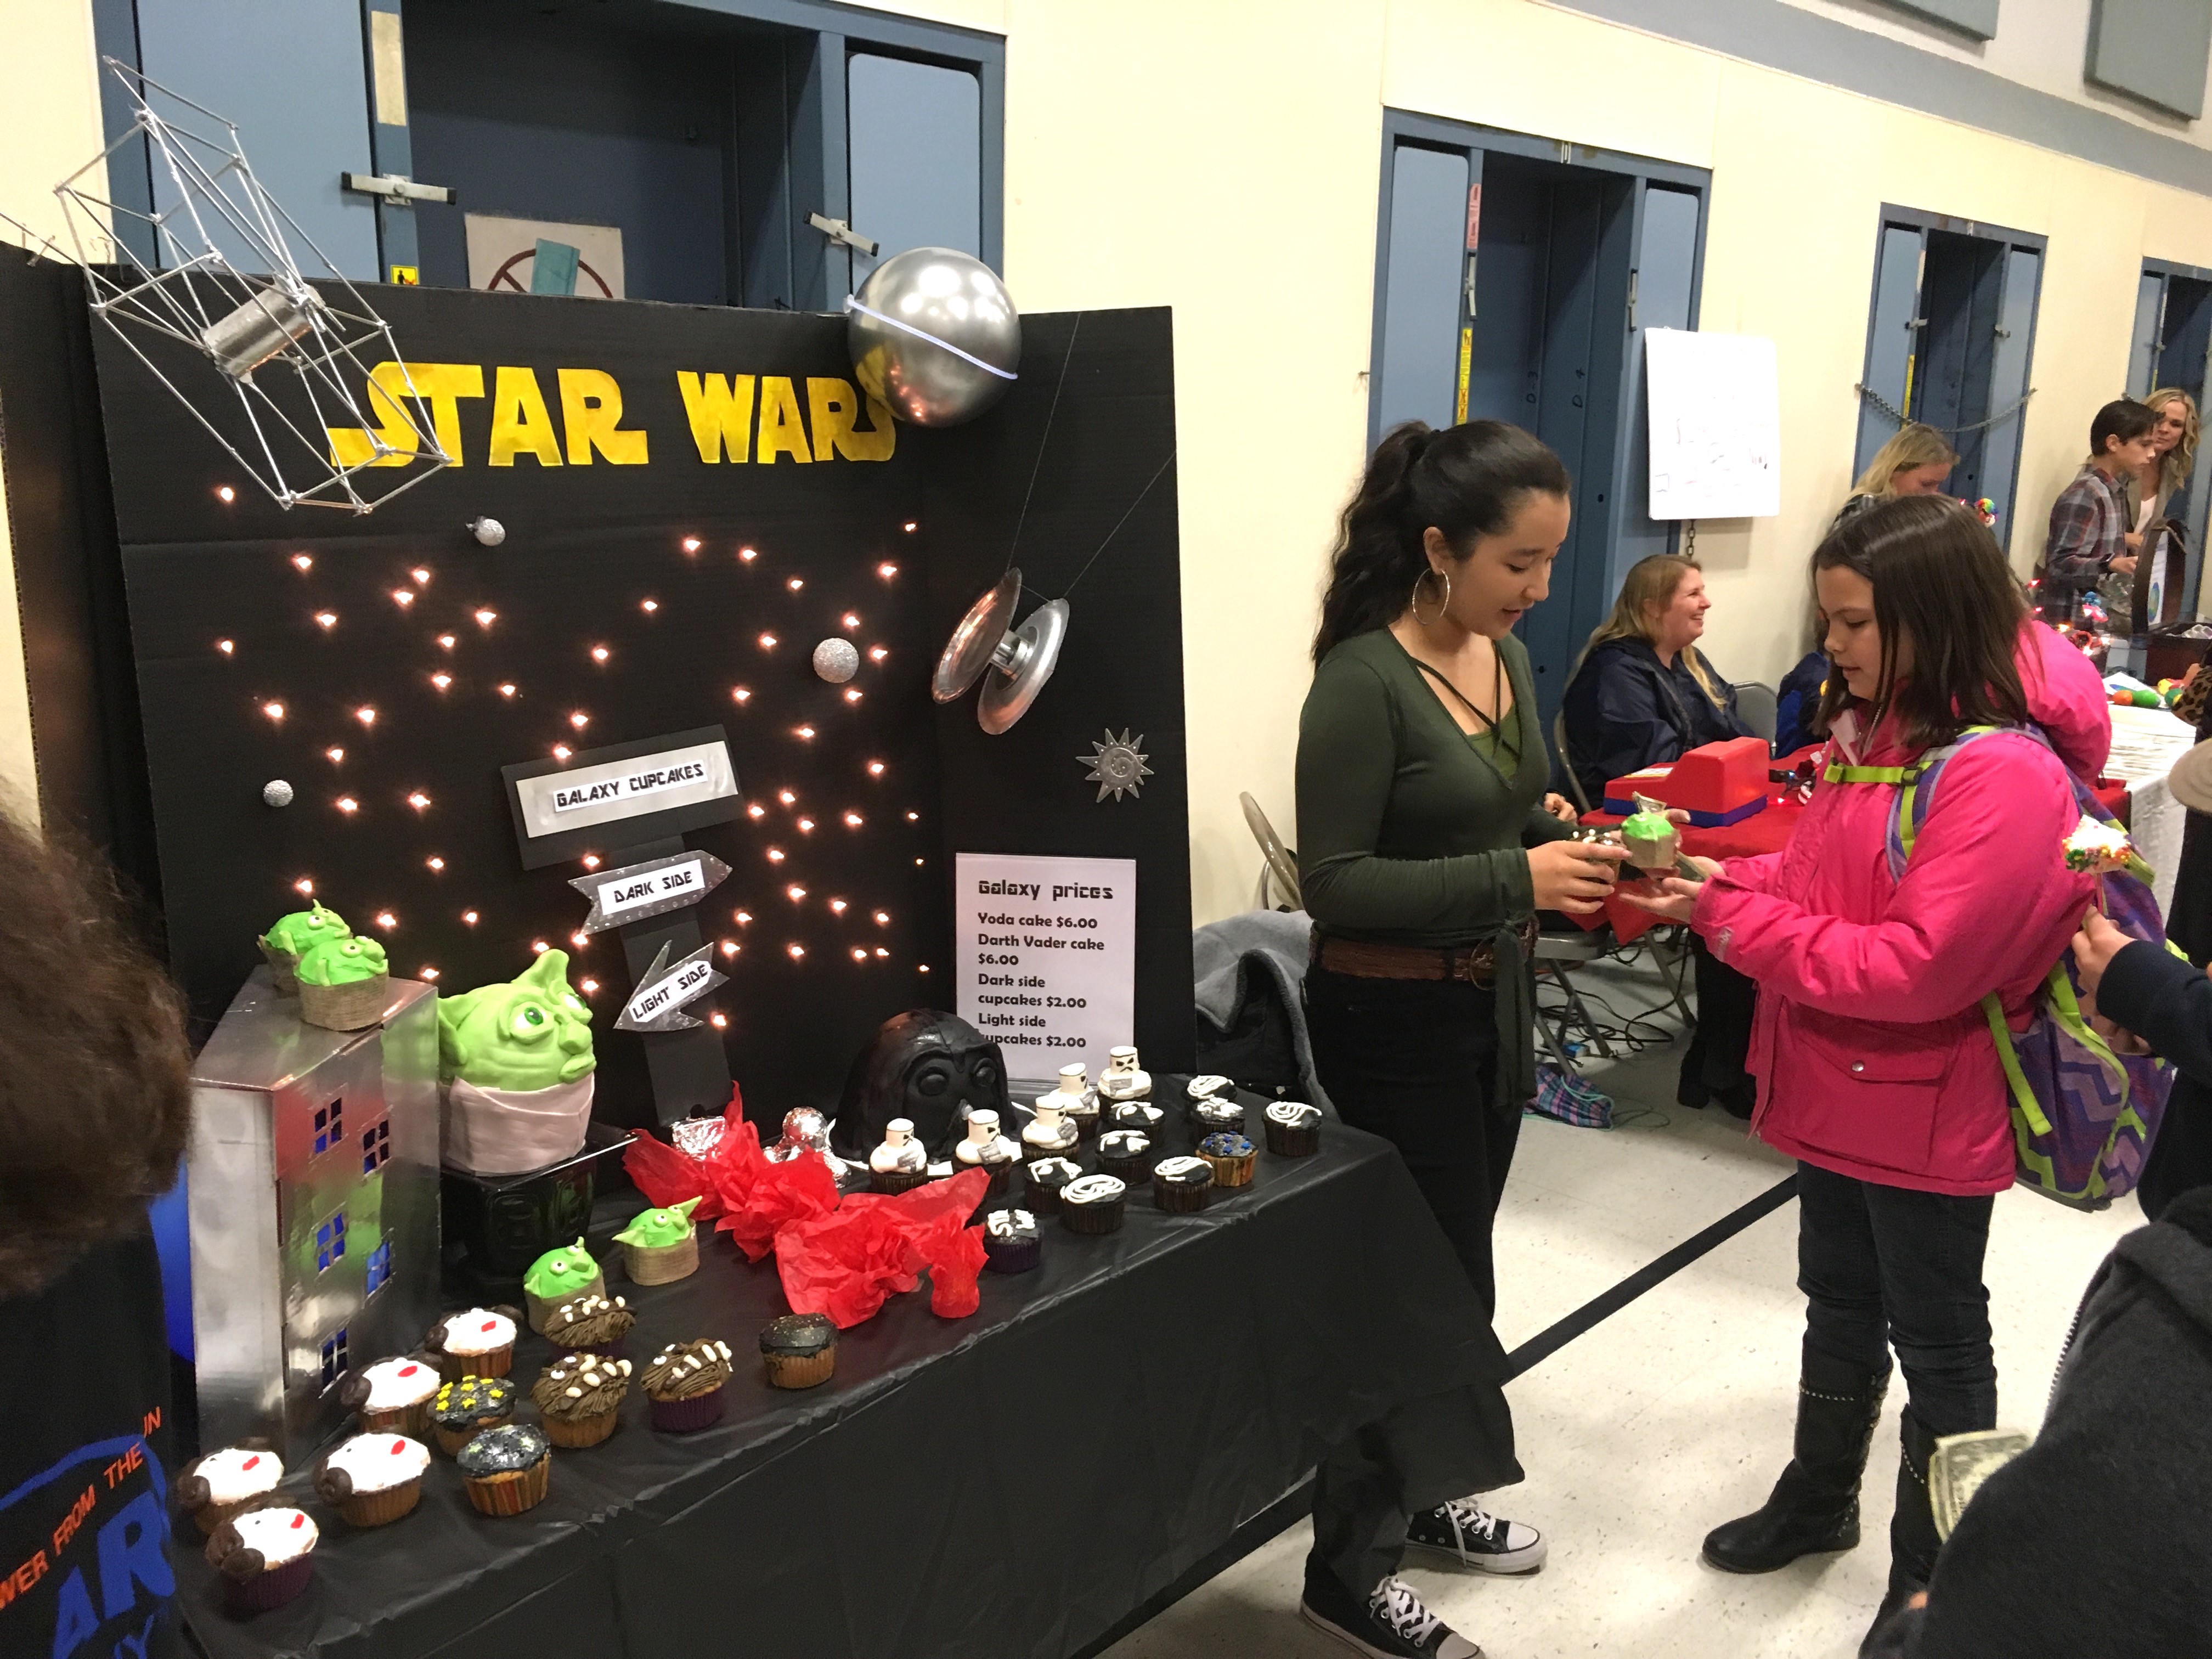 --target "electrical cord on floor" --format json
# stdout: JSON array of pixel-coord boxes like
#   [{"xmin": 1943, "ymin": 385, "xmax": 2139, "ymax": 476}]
[{"xmin": 1534, "ymin": 977, "xmax": 1692, "ymax": 1130}]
